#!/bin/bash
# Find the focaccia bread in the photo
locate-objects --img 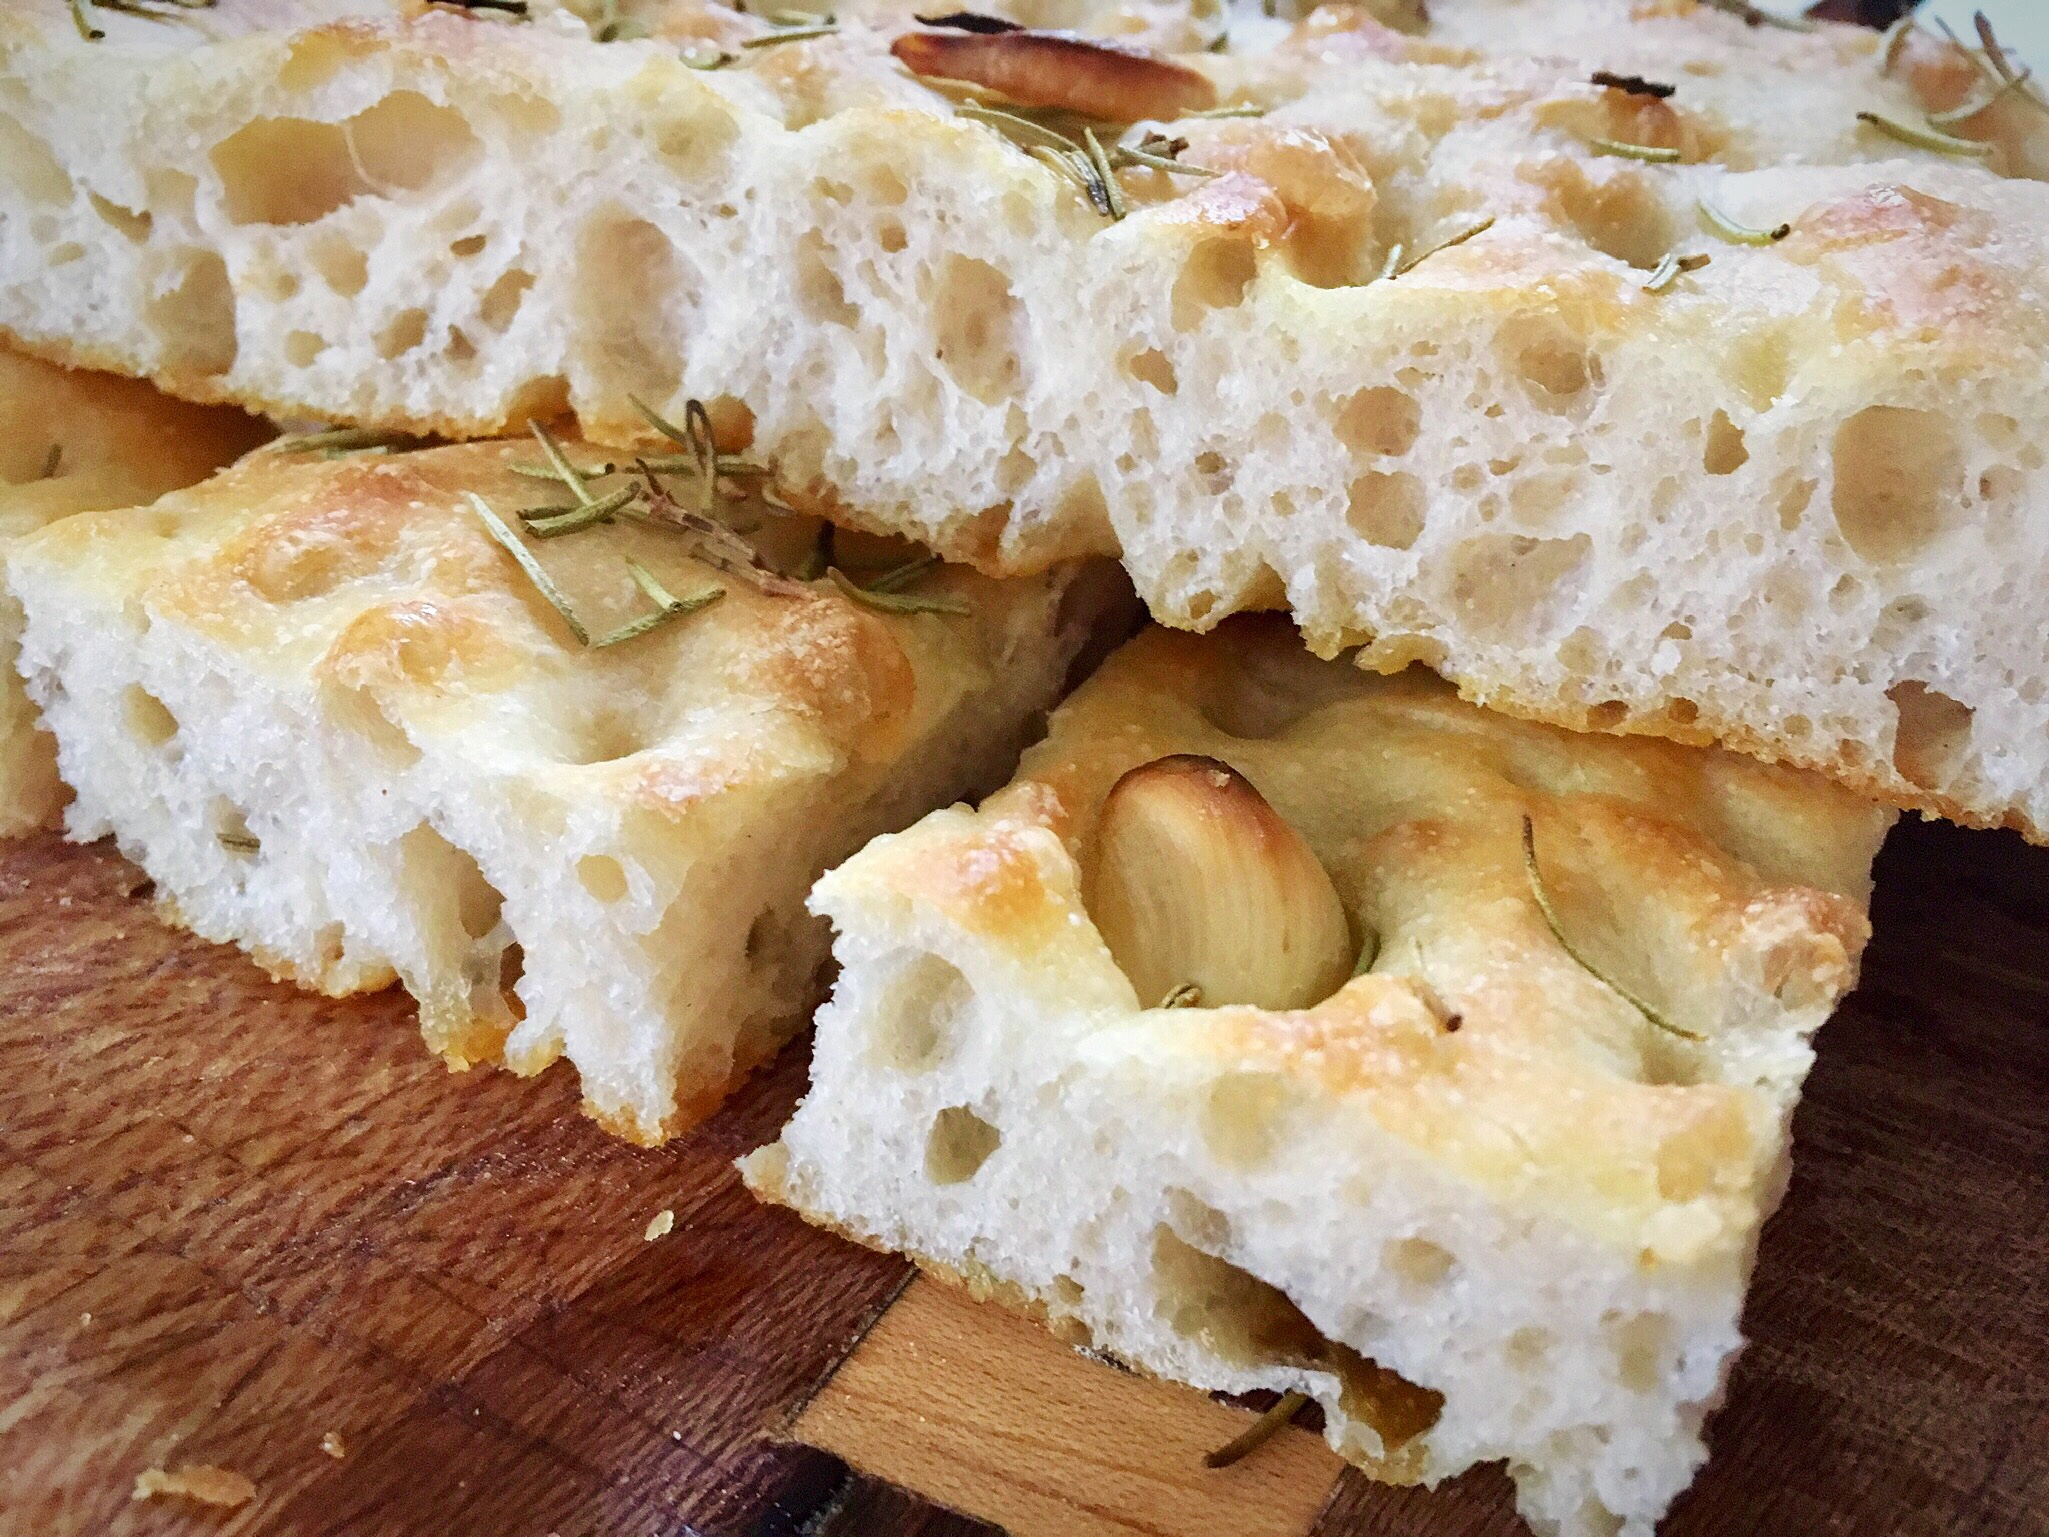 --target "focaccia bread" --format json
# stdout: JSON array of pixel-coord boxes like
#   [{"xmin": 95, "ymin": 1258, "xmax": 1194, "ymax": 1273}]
[
  {"xmin": 8, "ymin": 436, "xmax": 1129, "ymax": 1140},
  {"xmin": 3, "ymin": 0, "xmax": 2046, "ymax": 837},
  {"xmin": 0, "ymin": 347, "xmax": 267, "ymax": 836},
  {"xmin": 744, "ymin": 617, "xmax": 1893, "ymax": 1537}
]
